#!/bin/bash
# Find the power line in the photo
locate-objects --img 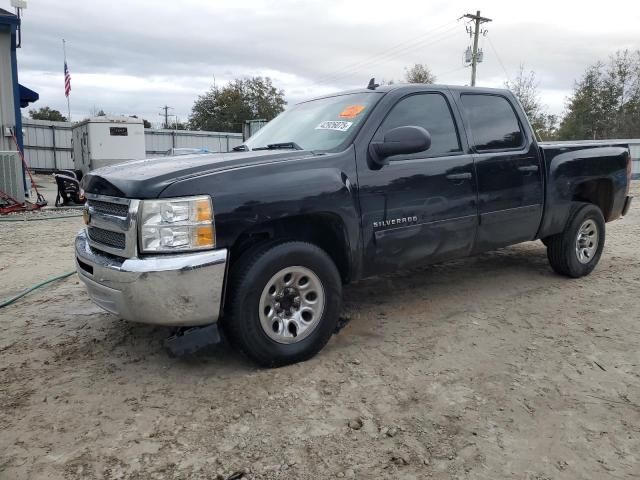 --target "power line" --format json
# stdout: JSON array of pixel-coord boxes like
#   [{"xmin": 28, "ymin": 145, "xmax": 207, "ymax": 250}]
[
  {"xmin": 434, "ymin": 65, "xmax": 468, "ymax": 81},
  {"xmin": 486, "ymin": 36, "xmax": 510, "ymax": 80},
  {"xmin": 317, "ymin": 29, "xmax": 462, "ymax": 87},
  {"xmin": 317, "ymin": 26, "xmax": 460, "ymax": 86},
  {"xmin": 315, "ymin": 20, "xmax": 456, "ymax": 84},
  {"xmin": 315, "ymin": 21, "xmax": 460, "ymax": 86}
]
